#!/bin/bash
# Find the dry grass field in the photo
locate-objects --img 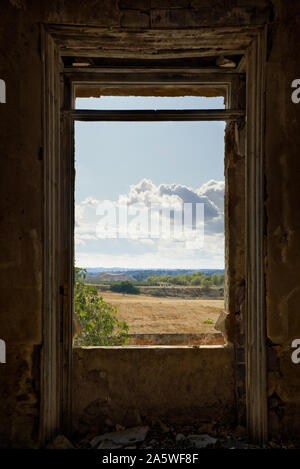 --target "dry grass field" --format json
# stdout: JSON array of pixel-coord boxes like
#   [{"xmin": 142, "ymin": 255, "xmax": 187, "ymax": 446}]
[{"xmin": 99, "ymin": 290, "xmax": 224, "ymax": 335}]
